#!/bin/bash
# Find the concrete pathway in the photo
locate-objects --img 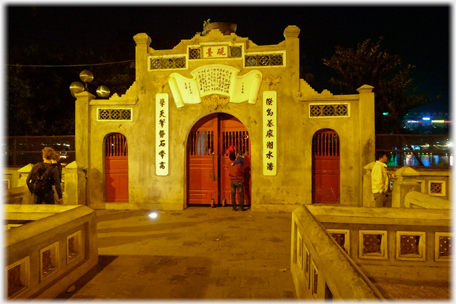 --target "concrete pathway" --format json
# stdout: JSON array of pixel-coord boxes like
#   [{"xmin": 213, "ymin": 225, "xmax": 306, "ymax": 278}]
[{"xmin": 55, "ymin": 206, "xmax": 297, "ymax": 300}]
